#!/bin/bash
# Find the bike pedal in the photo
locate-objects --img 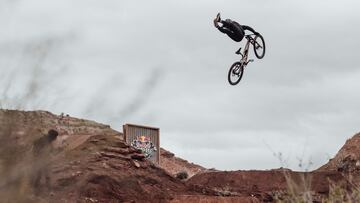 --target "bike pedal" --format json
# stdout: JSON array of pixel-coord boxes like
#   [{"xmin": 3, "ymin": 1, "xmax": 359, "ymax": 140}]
[{"xmin": 248, "ymin": 59, "xmax": 254, "ymax": 63}]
